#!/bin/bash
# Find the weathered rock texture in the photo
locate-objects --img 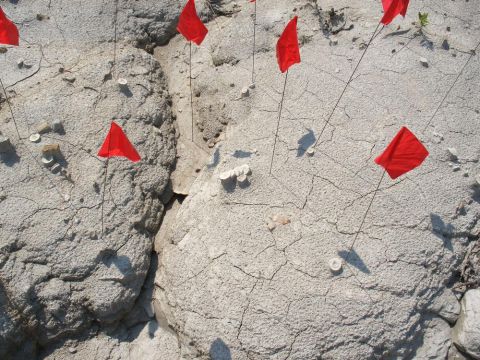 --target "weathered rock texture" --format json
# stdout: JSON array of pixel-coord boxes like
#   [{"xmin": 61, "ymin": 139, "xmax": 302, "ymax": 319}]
[
  {"xmin": 453, "ymin": 289, "xmax": 480, "ymax": 359},
  {"xmin": 0, "ymin": 1, "xmax": 179, "ymax": 358},
  {"xmin": 154, "ymin": 0, "xmax": 480, "ymax": 359},
  {"xmin": 0, "ymin": 0, "xmax": 479, "ymax": 359}
]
